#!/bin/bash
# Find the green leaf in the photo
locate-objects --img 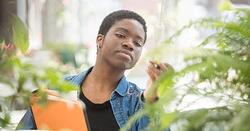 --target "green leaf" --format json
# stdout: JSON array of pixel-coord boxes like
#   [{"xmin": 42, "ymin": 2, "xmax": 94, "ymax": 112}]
[
  {"xmin": 45, "ymin": 68, "xmax": 60, "ymax": 85},
  {"xmin": 224, "ymin": 22, "xmax": 250, "ymax": 38},
  {"xmin": 0, "ymin": 113, "xmax": 10, "ymax": 128},
  {"xmin": 58, "ymin": 81, "xmax": 78, "ymax": 92},
  {"xmin": 160, "ymin": 112, "xmax": 176, "ymax": 129},
  {"xmin": 0, "ymin": 40, "xmax": 4, "ymax": 45},
  {"xmin": 152, "ymin": 64, "xmax": 175, "ymax": 98},
  {"xmin": 219, "ymin": 0, "xmax": 233, "ymax": 12},
  {"xmin": 11, "ymin": 14, "xmax": 29, "ymax": 54}
]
